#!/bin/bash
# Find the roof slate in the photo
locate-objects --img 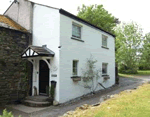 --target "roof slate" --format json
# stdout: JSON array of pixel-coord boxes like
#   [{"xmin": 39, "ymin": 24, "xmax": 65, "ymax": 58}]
[
  {"xmin": 0, "ymin": 15, "xmax": 27, "ymax": 32},
  {"xmin": 30, "ymin": 46, "xmax": 55, "ymax": 55}
]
